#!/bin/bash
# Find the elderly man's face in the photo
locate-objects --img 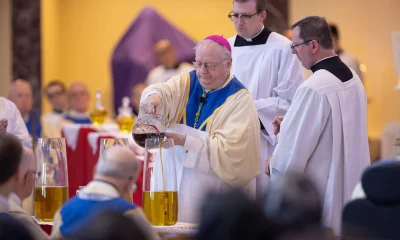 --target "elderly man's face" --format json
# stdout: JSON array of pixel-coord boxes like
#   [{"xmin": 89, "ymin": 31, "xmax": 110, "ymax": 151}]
[
  {"xmin": 68, "ymin": 84, "xmax": 90, "ymax": 113},
  {"xmin": 9, "ymin": 80, "xmax": 33, "ymax": 117},
  {"xmin": 195, "ymin": 43, "xmax": 231, "ymax": 90}
]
